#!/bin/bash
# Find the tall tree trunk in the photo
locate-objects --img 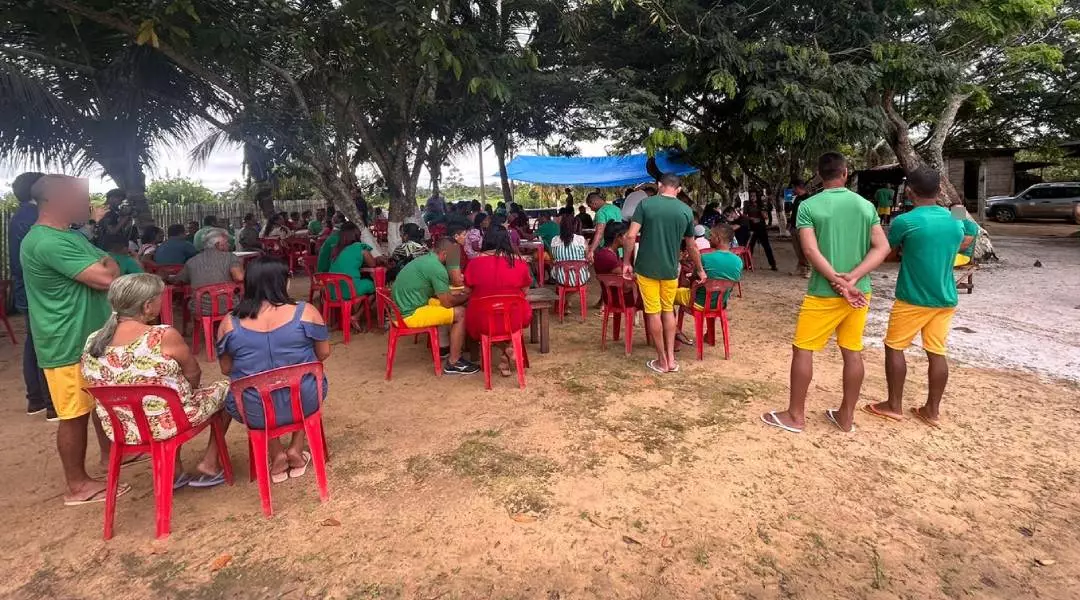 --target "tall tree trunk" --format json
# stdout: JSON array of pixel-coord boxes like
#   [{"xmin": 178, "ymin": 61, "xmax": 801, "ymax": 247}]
[
  {"xmin": 253, "ymin": 179, "xmax": 276, "ymax": 220},
  {"xmin": 493, "ymin": 124, "xmax": 513, "ymax": 204},
  {"xmin": 101, "ymin": 158, "xmax": 150, "ymax": 233},
  {"xmin": 428, "ymin": 141, "xmax": 443, "ymax": 198}
]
